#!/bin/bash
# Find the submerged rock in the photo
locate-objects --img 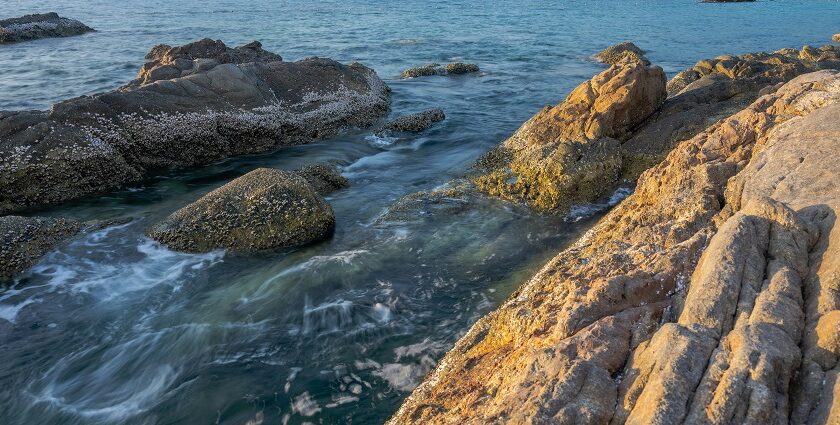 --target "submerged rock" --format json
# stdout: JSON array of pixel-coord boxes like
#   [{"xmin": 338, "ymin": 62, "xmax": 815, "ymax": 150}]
[
  {"xmin": 146, "ymin": 168, "xmax": 335, "ymax": 253},
  {"xmin": 400, "ymin": 62, "xmax": 480, "ymax": 78},
  {"xmin": 376, "ymin": 108, "xmax": 445, "ymax": 134},
  {"xmin": 0, "ymin": 12, "xmax": 94, "ymax": 44},
  {"xmin": 0, "ymin": 216, "xmax": 81, "ymax": 282},
  {"xmin": 0, "ymin": 38, "xmax": 390, "ymax": 214},
  {"xmin": 594, "ymin": 41, "xmax": 648, "ymax": 65},
  {"xmin": 294, "ymin": 163, "xmax": 350, "ymax": 195},
  {"xmin": 391, "ymin": 70, "xmax": 840, "ymax": 425},
  {"xmin": 474, "ymin": 57, "xmax": 666, "ymax": 213}
]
